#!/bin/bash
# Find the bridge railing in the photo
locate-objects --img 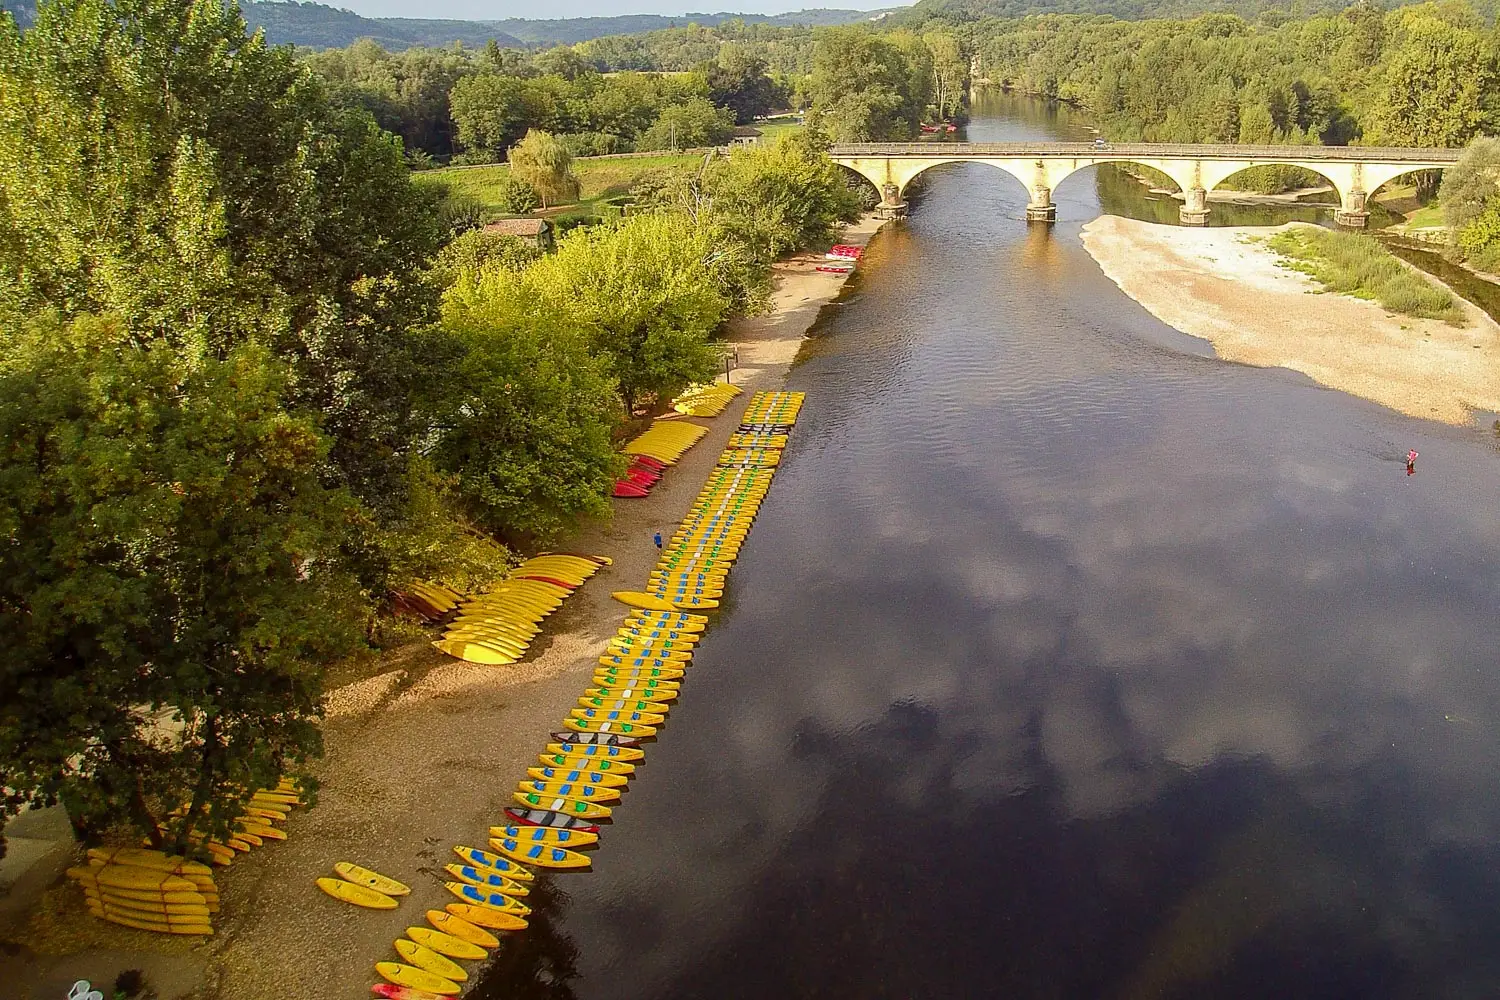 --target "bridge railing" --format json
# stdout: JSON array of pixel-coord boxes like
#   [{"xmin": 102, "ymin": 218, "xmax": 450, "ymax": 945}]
[{"xmin": 828, "ymin": 142, "xmax": 1462, "ymax": 162}]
